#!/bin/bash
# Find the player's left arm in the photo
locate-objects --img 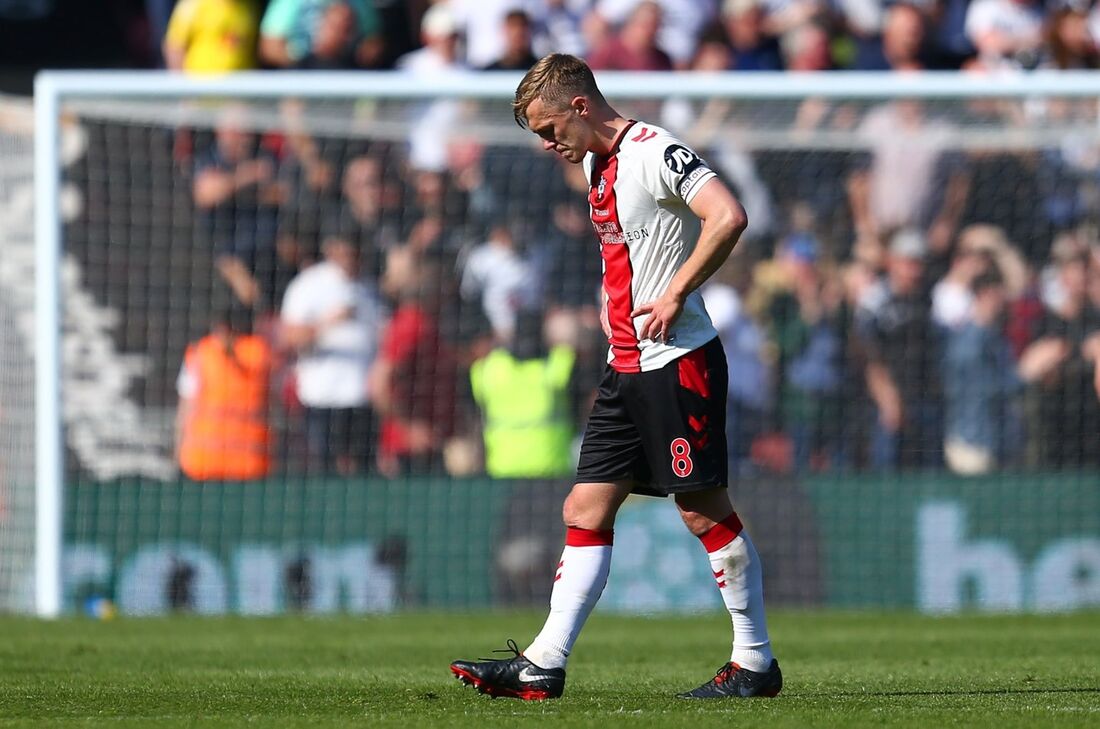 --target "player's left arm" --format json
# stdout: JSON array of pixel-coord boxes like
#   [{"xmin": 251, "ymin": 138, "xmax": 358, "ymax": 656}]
[{"xmin": 632, "ymin": 178, "xmax": 747, "ymax": 343}]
